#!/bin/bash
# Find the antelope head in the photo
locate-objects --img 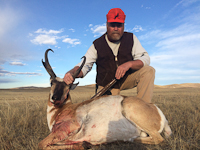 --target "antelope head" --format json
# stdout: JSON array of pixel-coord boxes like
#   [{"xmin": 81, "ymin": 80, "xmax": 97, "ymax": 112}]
[{"xmin": 42, "ymin": 49, "xmax": 86, "ymax": 107}]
